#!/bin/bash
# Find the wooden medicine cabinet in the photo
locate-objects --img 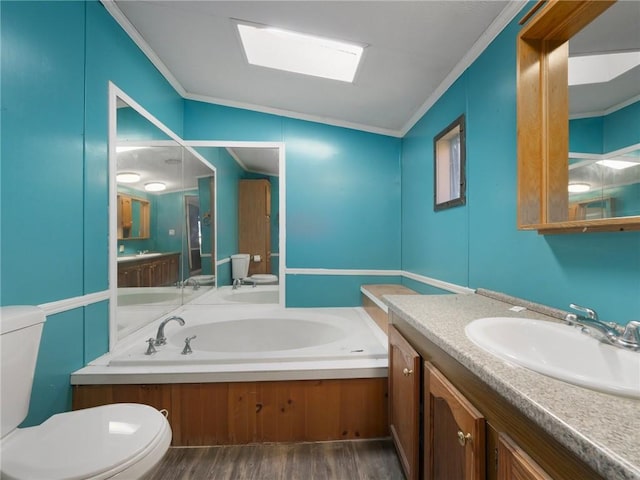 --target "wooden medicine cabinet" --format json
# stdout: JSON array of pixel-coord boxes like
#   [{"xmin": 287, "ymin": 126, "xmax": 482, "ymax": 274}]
[
  {"xmin": 117, "ymin": 193, "xmax": 150, "ymax": 239},
  {"xmin": 516, "ymin": 0, "xmax": 640, "ymax": 234}
]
